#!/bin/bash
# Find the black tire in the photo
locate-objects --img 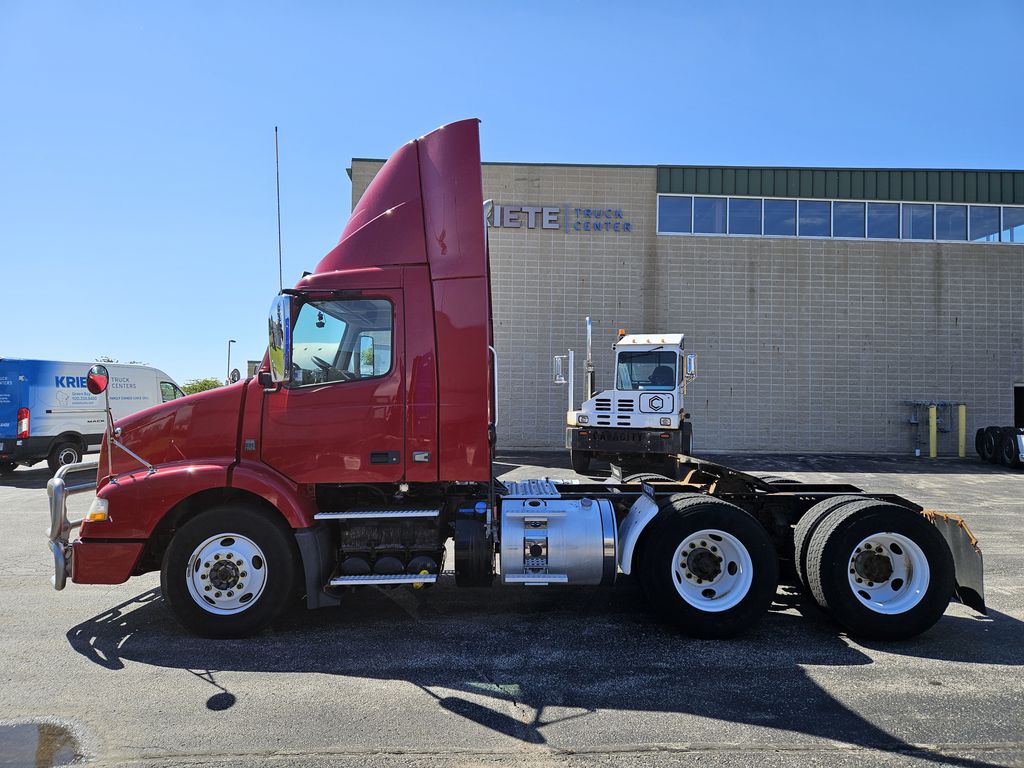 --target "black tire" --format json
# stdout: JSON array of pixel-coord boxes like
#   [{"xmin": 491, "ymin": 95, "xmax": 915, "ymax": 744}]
[
  {"xmin": 636, "ymin": 493, "xmax": 778, "ymax": 639},
  {"xmin": 980, "ymin": 427, "xmax": 1000, "ymax": 464},
  {"xmin": 569, "ymin": 449, "xmax": 591, "ymax": 474},
  {"xmin": 0, "ymin": 461, "xmax": 16, "ymax": 476},
  {"xmin": 47, "ymin": 441, "xmax": 83, "ymax": 474},
  {"xmin": 792, "ymin": 495, "xmax": 864, "ymax": 598},
  {"xmin": 974, "ymin": 428, "xmax": 985, "ymax": 459},
  {"xmin": 998, "ymin": 429, "xmax": 1022, "ymax": 468},
  {"xmin": 161, "ymin": 504, "xmax": 300, "ymax": 638},
  {"xmin": 622, "ymin": 472, "xmax": 672, "ymax": 483},
  {"xmin": 806, "ymin": 500, "xmax": 954, "ymax": 640}
]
